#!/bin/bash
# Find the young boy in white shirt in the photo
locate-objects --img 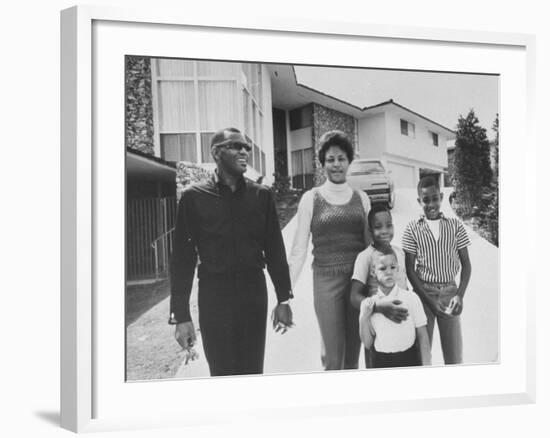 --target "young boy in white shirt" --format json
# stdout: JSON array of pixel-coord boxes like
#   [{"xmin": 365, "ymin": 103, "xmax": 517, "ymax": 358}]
[{"xmin": 359, "ymin": 247, "xmax": 432, "ymax": 368}]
